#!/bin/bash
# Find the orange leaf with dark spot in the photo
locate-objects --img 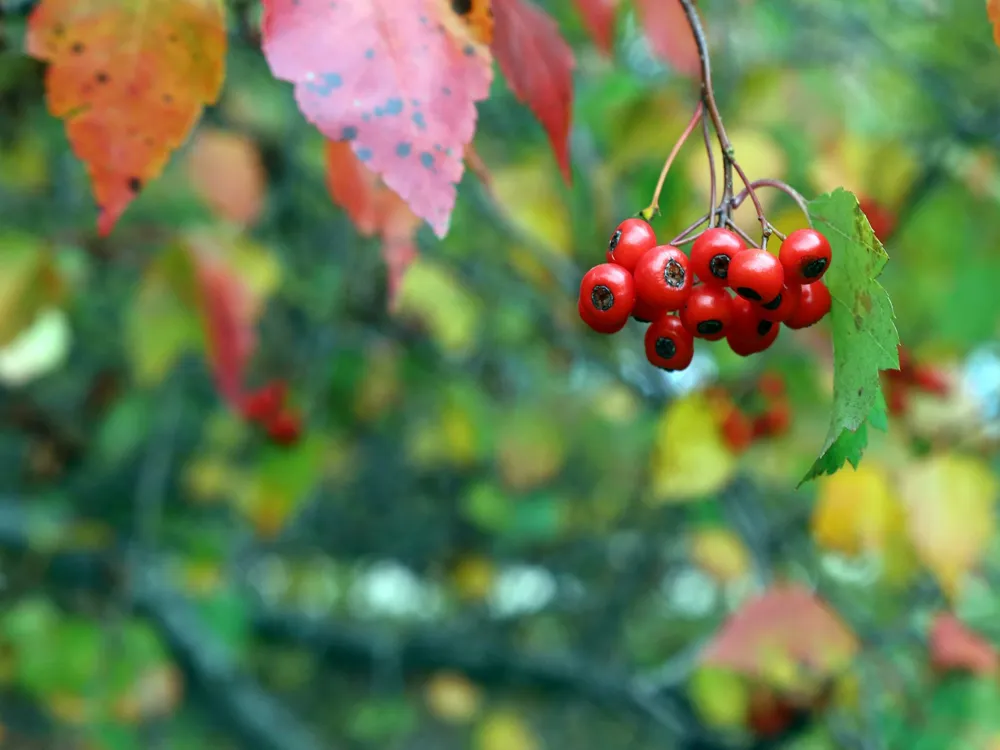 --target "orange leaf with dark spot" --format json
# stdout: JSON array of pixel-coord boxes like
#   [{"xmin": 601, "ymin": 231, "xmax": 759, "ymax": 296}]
[
  {"xmin": 929, "ymin": 612, "xmax": 999, "ymax": 676},
  {"xmin": 572, "ymin": 0, "xmax": 619, "ymax": 54},
  {"xmin": 635, "ymin": 0, "xmax": 700, "ymax": 78},
  {"xmin": 492, "ymin": 0, "xmax": 575, "ymax": 182},
  {"xmin": 451, "ymin": 0, "xmax": 494, "ymax": 45},
  {"xmin": 26, "ymin": 0, "xmax": 227, "ymax": 236}
]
